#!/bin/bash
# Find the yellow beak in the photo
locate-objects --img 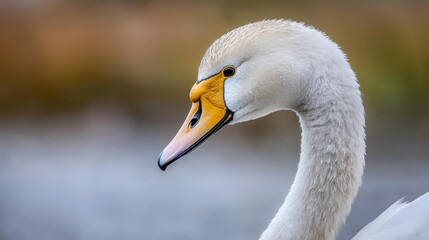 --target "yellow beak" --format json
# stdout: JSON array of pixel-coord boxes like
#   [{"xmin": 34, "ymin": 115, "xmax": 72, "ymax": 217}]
[{"xmin": 158, "ymin": 70, "xmax": 233, "ymax": 170}]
